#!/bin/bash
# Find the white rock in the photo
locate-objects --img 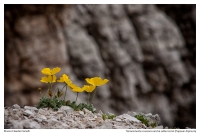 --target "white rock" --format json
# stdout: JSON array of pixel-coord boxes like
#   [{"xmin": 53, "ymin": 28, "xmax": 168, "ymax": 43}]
[
  {"xmin": 38, "ymin": 109, "xmax": 46, "ymax": 115},
  {"xmin": 12, "ymin": 109, "xmax": 19, "ymax": 114},
  {"xmin": 10, "ymin": 120, "xmax": 23, "ymax": 129},
  {"xmin": 60, "ymin": 106, "xmax": 74, "ymax": 114},
  {"xmin": 4, "ymin": 109, "xmax": 8, "ymax": 116},
  {"xmin": 23, "ymin": 110, "xmax": 34, "ymax": 116},
  {"xmin": 118, "ymin": 114, "xmax": 141, "ymax": 123},
  {"xmin": 12, "ymin": 114, "xmax": 20, "ymax": 120},
  {"xmin": 24, "ymin": 116, "xmax": 28, "ymax": 119},
  {"xmin": 12, "ymin": 104, "xmax": 21, "ymax": 109},
  {"xmin": 39, "ymin": 115, "xmax": 47, "ymax": 120},
  {"xmin": 49, "ymin": 118, "xmax": 59, "ymax": 125},
  {"xmin": 74, "ymin": 121, "xmax": 85, "ymax": 129},
  {"xmin": 154, "ymin": 125, "xmax": 163, "ymax": 129},
  {"xmin": 61, "ymin": 123, "xmax": 70, "ymax": 128},
  {"xmin": 116, "ymin": 118, "xmax": 122, "ymax": 122},
  {"xmin": 145, "ymin": 113, "xmax": 152, "ymax": 117},
  {"xmin": 83, "ymin": 108, "xmax": 92, "ymax": 114},
  {"xmin": 88, "ymin": 118, "xmax": 95, "ymax": 121},
  {"xmin": 79, "ymin": 111, "xmax": 84, "ymax": 115},
  {"xmin": 73, "ymin": 111, "xmax": 81, "ymax": 116},
  {"xmin": 95, "ymin": 117, "xmax": 103, "ymax": 123},
  {"xmin": 57, "ymin": 111, "xmax": 64, "ymax": 114},
  {"xmin": 33, "ymin": 118, "xmax": 42, "ymax": 123},
  {"xmin": 50, "ymin": 111, "xmax": 57, "ymax": 115},
  {"xmin": 83, "ymin": 108, "xmax": 94, "ymax": 117},
  {"xmin": 42, "ymin": 119, "xmax": 48, "ymax": 124},
  {"xmin": 98, "ymin": 122, "xmax": 113, "ymax": 129},
  {"xmin": 96, "ymin": 113, "xmax": 102, "ymax": 117},
  {"xmin": 54, "ymin": 123, "xmax": 68, "ymax": 129},
  {"xmin": 113, "ymin": 125, "xmax": 125, "ymax": 129},
  {"xmin": 23, "ymin": 120, "xmax": 41, "ymax": 129},
  {"xmin": 66, "ymin": 118, "xmax": 75, "ymax": 123},
  {"xmin": 57, "ymin": 114, "xmax": 64, "ymax": 120},
  {"xmin": 24, "ymin": 106, "xmax": 38, "ymax": 112},
  {"xmin": 86, "ymin": 121, "xmax": 96, "ymax": 128},
  {"xmin": 98, "ymin": 110, "xmax": 103, "ymax": 115},
  {"xmin": 10, "ymin": 120, "xmax": 41, "ymax": 129}
]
